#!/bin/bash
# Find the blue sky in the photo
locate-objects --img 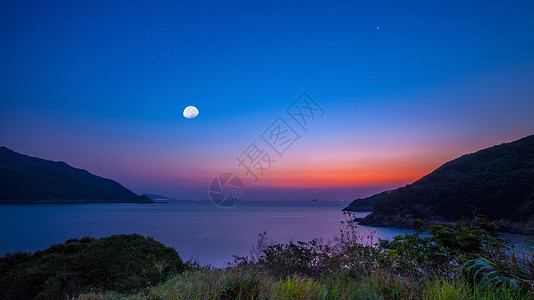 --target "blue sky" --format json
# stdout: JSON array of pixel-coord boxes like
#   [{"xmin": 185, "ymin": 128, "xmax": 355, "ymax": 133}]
[{"xmin": 1, "ymin": 0, "xmax": 533, "ymax": 200}]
